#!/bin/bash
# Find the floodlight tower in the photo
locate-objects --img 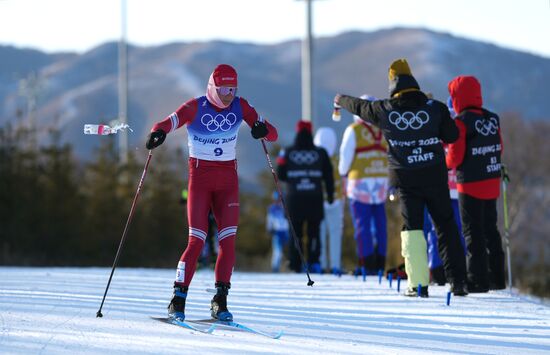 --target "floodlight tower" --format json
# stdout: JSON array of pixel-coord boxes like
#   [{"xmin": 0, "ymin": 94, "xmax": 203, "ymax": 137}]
[{"xmin": 301, "ymin": 0, "xmax": 314, "ymax": 124}]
